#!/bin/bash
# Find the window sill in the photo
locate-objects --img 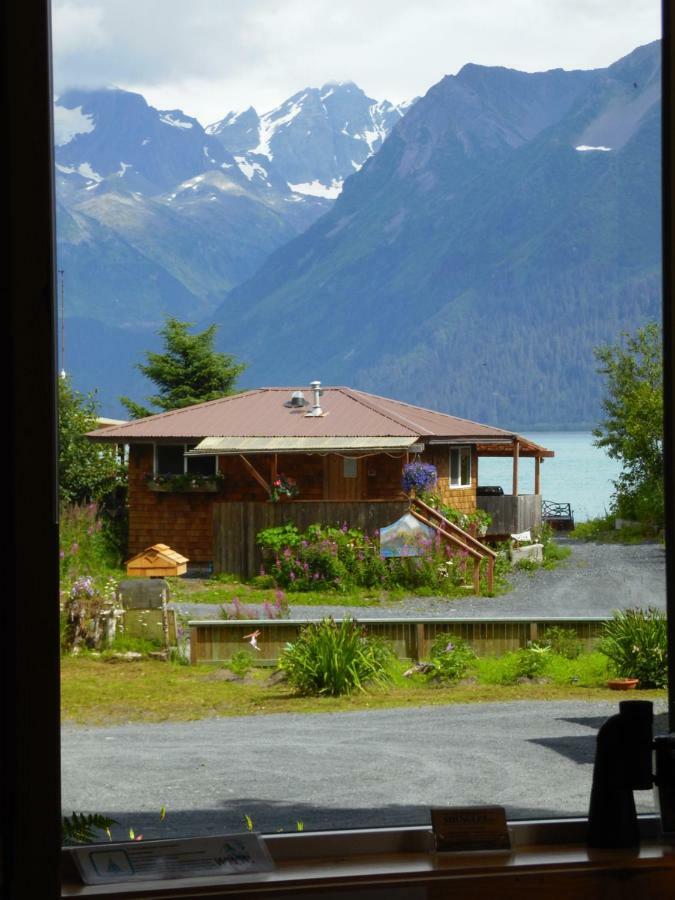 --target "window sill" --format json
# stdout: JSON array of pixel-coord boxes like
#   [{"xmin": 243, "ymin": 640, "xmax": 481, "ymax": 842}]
[{"xmin": 61, "ymin": 817, "xmax": 675, "ymax": 899}]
